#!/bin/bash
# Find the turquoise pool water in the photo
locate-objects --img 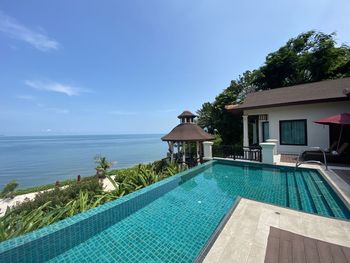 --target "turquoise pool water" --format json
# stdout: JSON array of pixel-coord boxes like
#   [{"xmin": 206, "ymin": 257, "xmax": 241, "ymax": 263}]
[{"xmin": 0, "ymin": 160, "xmax": 349, "ymax": 262}]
